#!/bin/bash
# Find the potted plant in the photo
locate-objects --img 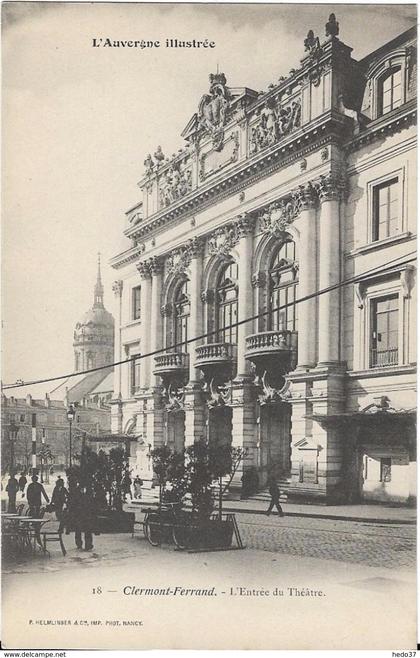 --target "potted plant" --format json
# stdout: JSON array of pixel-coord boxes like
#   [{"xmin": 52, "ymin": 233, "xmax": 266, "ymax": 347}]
[{"xmin": 66, "ymin": 446, "xmax": 135, "ymax": 533}]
